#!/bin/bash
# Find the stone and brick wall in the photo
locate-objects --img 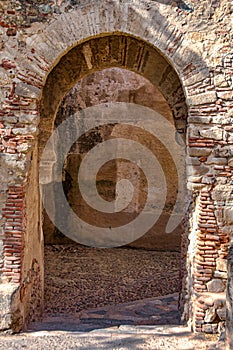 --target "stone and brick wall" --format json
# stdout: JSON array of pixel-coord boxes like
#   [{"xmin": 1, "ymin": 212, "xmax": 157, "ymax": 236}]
[
  {"xmin": 0, "ymin": 0, "xmax": 232, "ymax": 339},
  {"xmin": 2, "ymin": 184, "xmax": 26, "ymax": 283}
]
